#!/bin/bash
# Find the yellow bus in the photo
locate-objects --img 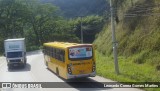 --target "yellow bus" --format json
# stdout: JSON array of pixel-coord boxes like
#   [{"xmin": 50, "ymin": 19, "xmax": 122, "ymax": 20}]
[{"xmin": 43, "ymin": 42, "xmax": 96, "ymax": 79}]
